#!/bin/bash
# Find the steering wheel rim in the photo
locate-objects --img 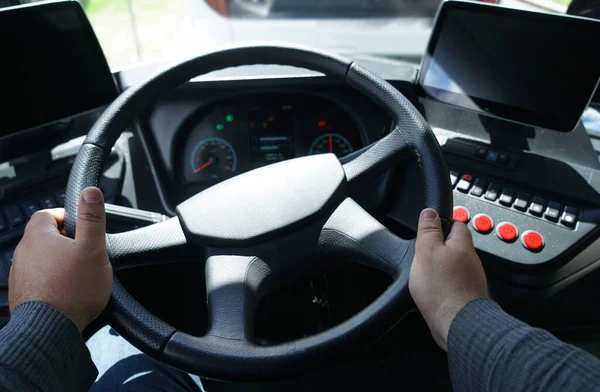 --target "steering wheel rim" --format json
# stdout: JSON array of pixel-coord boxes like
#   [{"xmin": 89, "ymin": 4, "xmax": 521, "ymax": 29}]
[{"xmin": 64, "ymin": 44, "xmax": 452, "ymax": 381}]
